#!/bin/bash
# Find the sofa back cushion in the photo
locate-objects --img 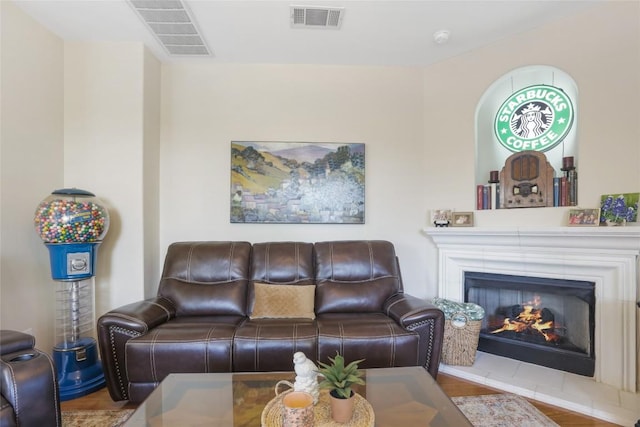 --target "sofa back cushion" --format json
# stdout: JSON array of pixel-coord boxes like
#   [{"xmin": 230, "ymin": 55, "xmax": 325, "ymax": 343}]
[
  {"xmin": 250, "ymin": 242, "xmax": 315, "ymax": 284},
  {"xmin": 314, "ymin": 240, "xmax": 401, "ymax": 314},
  {"xmin": 248, "ymin": 242, "xmax": 315, "ymax": 317},
  {"xmin": 158, "ymin": 241, "xmax": 251, "ymax": 316}
]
